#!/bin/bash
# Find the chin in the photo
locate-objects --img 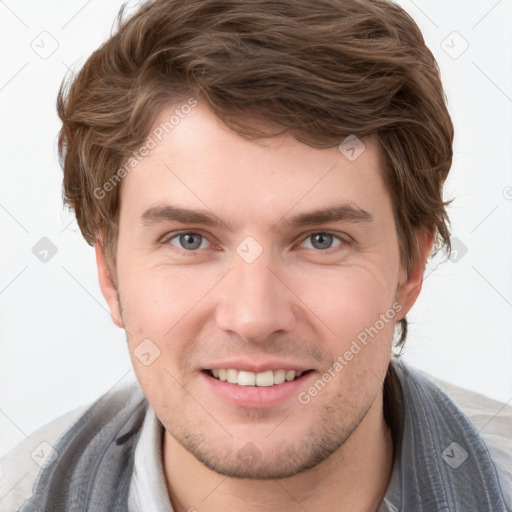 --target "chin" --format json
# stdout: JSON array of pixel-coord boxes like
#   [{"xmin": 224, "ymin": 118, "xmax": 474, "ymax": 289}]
[{"xmin": 172, "ymin": 421, "xmax": 354, "ymax": 480}]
